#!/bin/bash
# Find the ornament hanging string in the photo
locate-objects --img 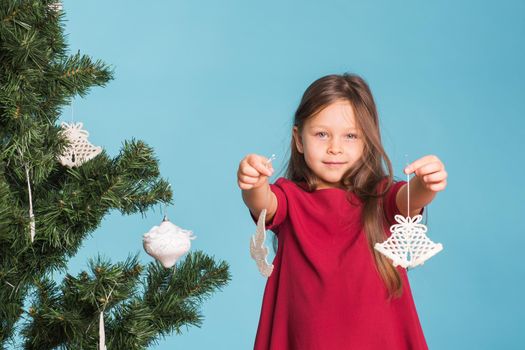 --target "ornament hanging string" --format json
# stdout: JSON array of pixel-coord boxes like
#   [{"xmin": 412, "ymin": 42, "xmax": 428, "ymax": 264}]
[
  {"xmin": 407, "ymin": 175, "xmax": 409, "ymax": 216},
  {"xmin": 264, "ymin": 154, "xmax": 276, "ymax": 209},
  {"xmin": 162, "ymin": 183, "xmax": 171, "ymax": 221},
  {"xmin": 405, "ymin": 155, "xmax": 412, "ymax": 269},
  {"xmin": 405, "ymin": 154, "xmax": 410, "ymax": 217}
]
